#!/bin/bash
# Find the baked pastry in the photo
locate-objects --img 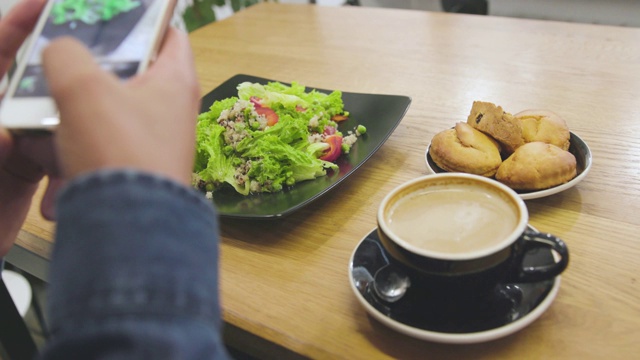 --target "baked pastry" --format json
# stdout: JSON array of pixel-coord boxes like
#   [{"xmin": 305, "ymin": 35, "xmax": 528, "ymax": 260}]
[
  {"xmin": 515, "ymin": 109, "xmax": 571, "ymax": 151},
  {"xmin": 496, "ymin": 142, "xmax": 577, "ymax": 190},
  {"xmin": 467, "ymin": 101, "xmax": 524, "ymax": 154},
  {"xmin": 429, "ymin": 122, "xmax": 502, "ymax": 177}
]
